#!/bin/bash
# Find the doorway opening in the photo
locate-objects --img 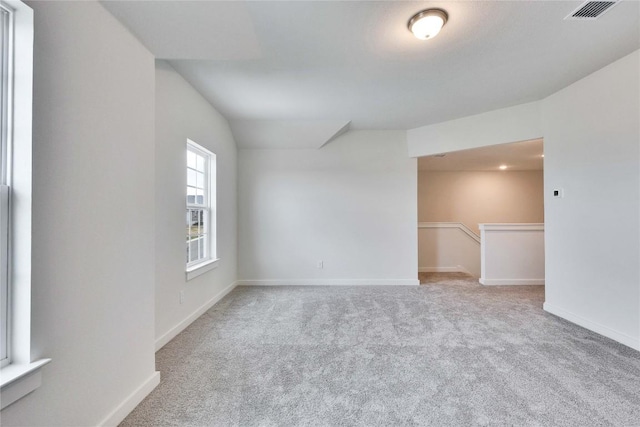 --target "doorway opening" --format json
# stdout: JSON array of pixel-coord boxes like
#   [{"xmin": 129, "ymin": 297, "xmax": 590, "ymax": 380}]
[{"xmin": 416, "ymin": 138, "xmax": 544, "ymax": 285}]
